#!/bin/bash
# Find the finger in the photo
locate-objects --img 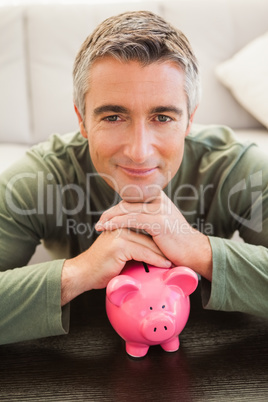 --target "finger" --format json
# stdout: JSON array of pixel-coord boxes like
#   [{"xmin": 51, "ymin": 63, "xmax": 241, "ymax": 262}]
[
  {"xmin": 117, "ymin": 235, "xmax": 172, "ymax": 268},
  {"xmin": 128, "ymin": 245, "xmax": 172, "ymax": 268},
  {"xmin": 97, "ymin": 229, "xmax": 171, "ymax": 269},
  {"xmin": 121, "ymin": 228, "xmax": 164, "ymax": 256},
  {"xmin": 98, "ymin": 197, "xmax": 164, "ymax": 224},
  {"xmin": 97, "ymin": 214, "xmax": 163, "ymax": 237}
]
